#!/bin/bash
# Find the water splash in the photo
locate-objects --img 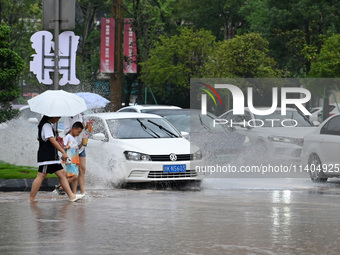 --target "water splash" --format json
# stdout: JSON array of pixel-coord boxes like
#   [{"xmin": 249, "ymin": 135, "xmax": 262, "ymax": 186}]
[{"xmin": 0, "ymin": 117, "xmax": 117, "ymax": 189}]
